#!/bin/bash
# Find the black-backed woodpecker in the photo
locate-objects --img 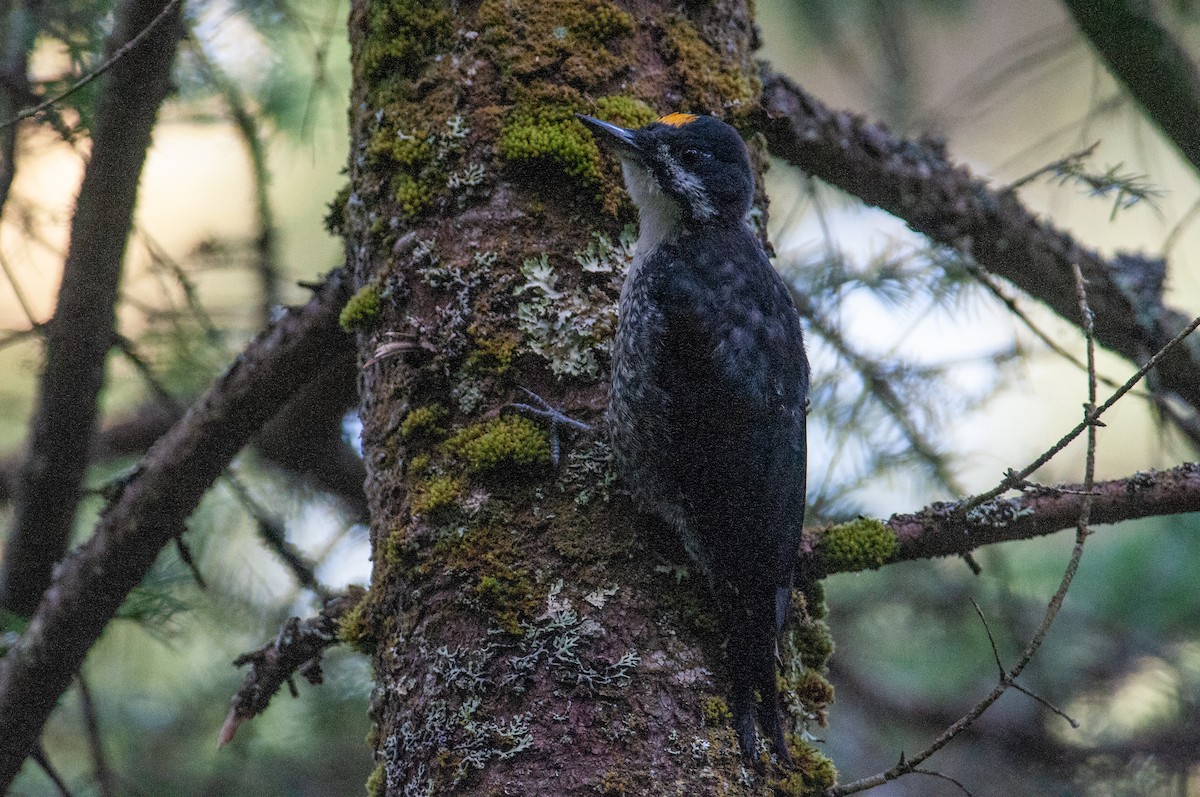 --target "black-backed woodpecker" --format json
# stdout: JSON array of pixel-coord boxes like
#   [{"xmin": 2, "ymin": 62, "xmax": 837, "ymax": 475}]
[{"xmin": 577, "ymin": 112, "xmax": 809, "ymax": 762}]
